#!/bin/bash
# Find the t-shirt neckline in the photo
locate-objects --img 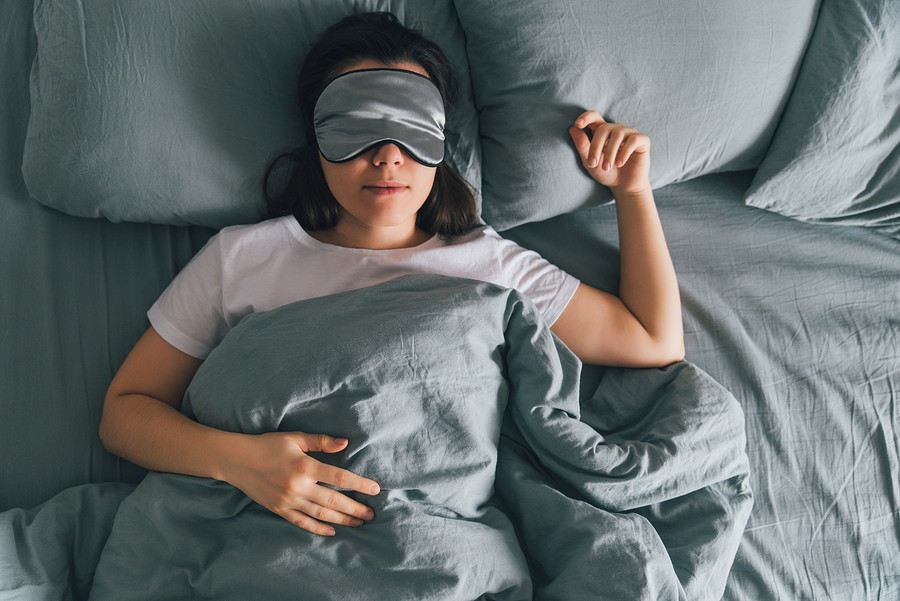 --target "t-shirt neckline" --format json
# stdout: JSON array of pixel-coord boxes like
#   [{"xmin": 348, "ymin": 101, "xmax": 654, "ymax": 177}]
[{"xmin": 284, "ymin": 216, "xmax": 443, "ymax": 253}]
